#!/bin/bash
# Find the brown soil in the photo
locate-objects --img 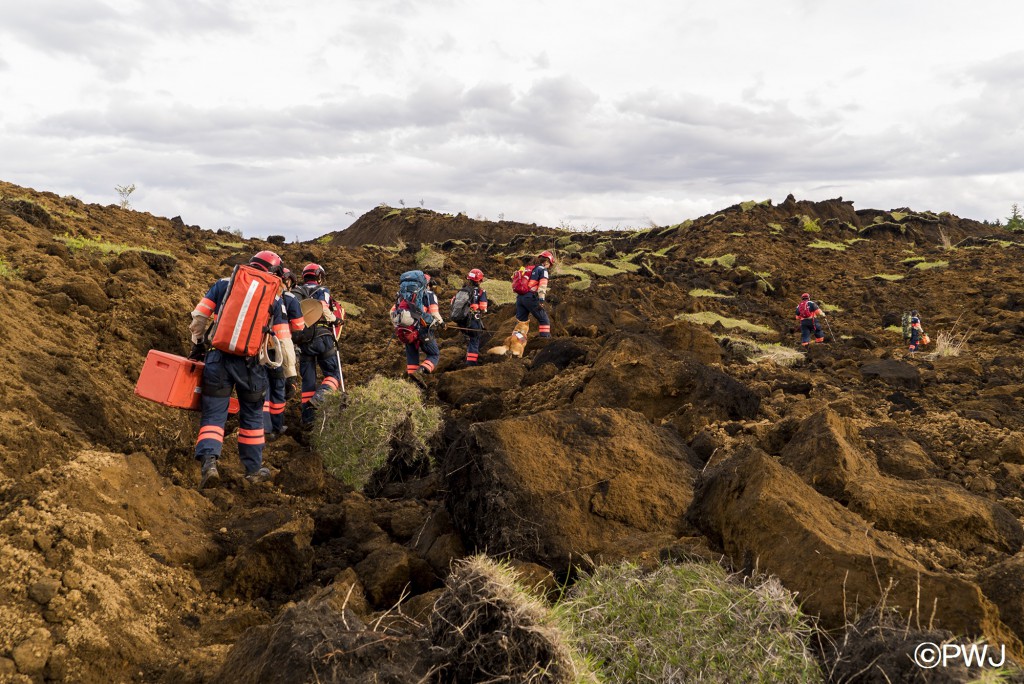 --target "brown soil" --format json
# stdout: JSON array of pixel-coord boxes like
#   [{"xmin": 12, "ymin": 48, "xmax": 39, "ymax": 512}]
[{"xmin": 2, "ymin": 182, "xmax": 1024, "ymax": 681}]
